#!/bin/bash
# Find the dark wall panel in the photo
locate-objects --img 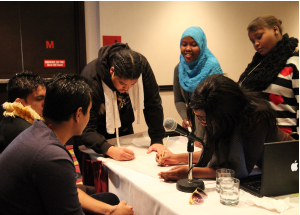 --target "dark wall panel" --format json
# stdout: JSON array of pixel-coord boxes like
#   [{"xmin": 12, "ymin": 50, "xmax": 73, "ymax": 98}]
[
  {"xmin": 0, "ymin": 2, "xmax": 23, "ymax": 77},
  {"xmin": 0, "ymin": 1, "xmax": 86, "ymax": 119},
  {"xmin": 0, "ymin": 1, "xmax": 86, "ymax": 79},
  {"xmin": 19, "ymin": 2, "xmax": 79, "ymax": 78}
]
